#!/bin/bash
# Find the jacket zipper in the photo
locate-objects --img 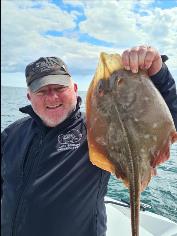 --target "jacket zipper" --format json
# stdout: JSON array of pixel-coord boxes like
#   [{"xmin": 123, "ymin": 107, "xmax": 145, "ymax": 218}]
[{"xmin": 11, "ymin": 135, "xmax": 44, "ymax": 236}]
